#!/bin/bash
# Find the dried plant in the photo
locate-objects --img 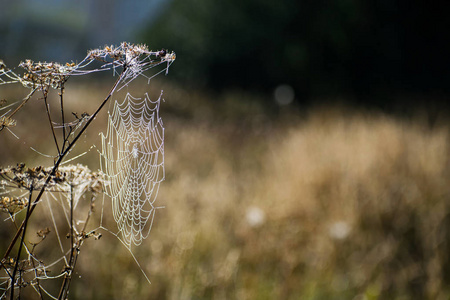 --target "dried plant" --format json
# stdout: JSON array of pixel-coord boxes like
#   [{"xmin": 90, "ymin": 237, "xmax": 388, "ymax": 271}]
[{"xmin": 0, "ymin": 42, "xmax": 175, "ymax": 299}]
